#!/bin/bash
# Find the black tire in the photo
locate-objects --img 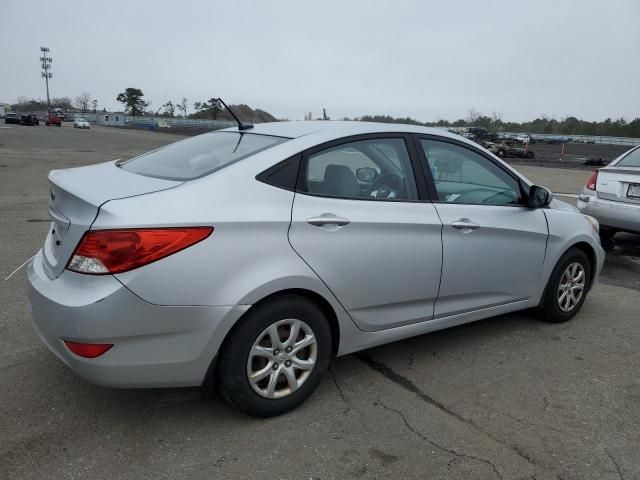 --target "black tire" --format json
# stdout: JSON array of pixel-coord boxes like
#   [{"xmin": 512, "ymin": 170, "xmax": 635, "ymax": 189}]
[
  {"xmin": 497, "ymin": 149, "xmax": 505, "ymax": 158},
  {"xmin": 540, "ymin": 248, "xmax": 591, "ymax": 323},
  {"xmin": 216, "ymin": 295, "xmax": 331, "ymax": 417},
  {"xmin": 599, "ymin": 229, "xmax": 616, "ymax": 251},
  {"xmin": 526, "ymin": 151, "xmax": 535, "ymax": 159}
]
